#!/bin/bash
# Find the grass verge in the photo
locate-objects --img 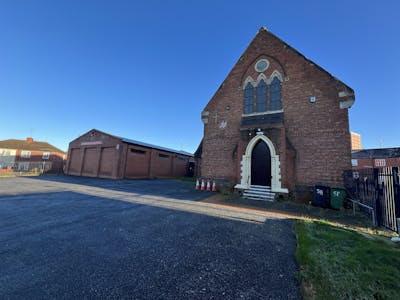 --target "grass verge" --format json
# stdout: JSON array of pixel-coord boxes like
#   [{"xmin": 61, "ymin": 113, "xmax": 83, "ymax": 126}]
[
  {"xmin": 174, "ymin": 177, "xmax": 196, "ymax": 182},
  {"xmin": 295, "ymin": 219, "xmax": 400, "ymax": 300}
]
